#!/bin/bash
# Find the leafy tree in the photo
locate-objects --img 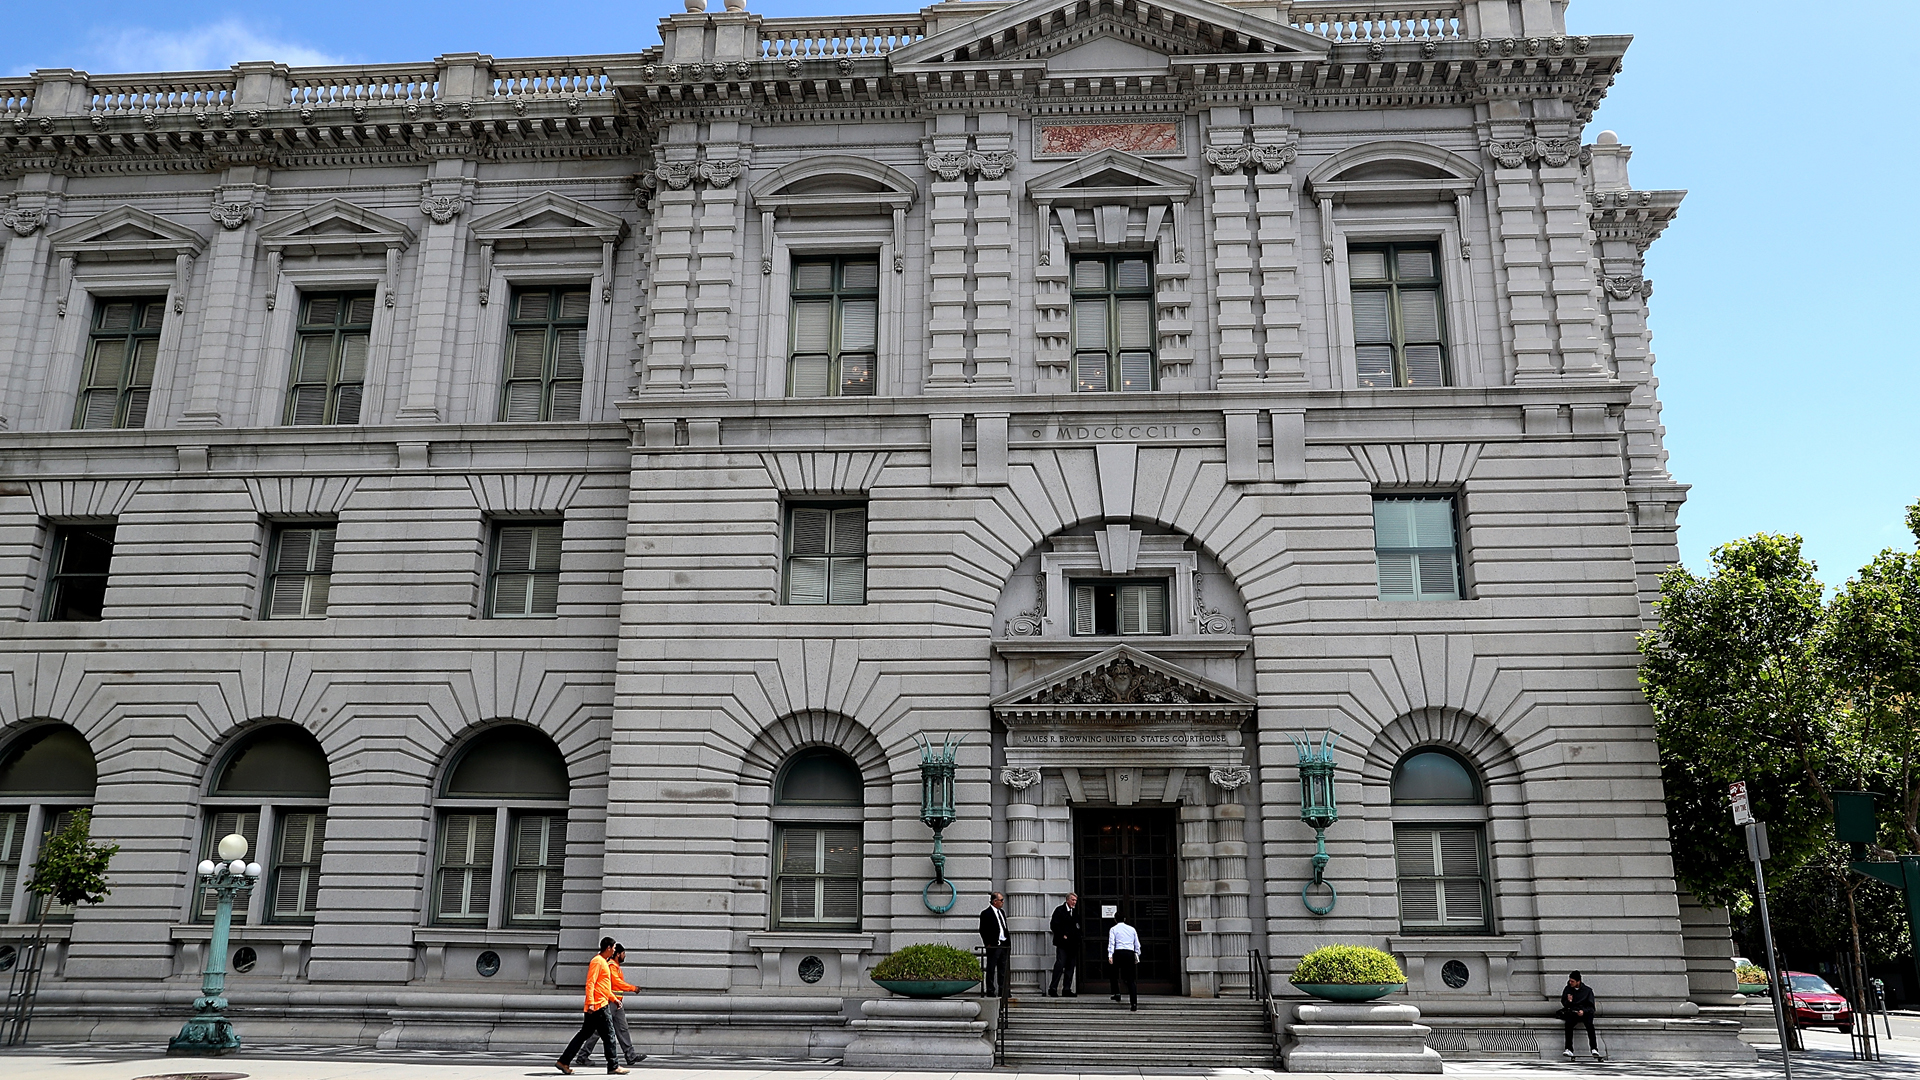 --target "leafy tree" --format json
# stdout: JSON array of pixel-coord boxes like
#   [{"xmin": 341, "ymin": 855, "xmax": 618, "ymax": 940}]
[
  {"xmin": 1742, "ymin": 842, "xmax": 1911, "ymax": 973},
  {"xmin": 24, "ymin": 809, "xmax": 118, "ymax": 936},
  {"xmin": 1639, "ymin": 534, "xmax": 1836, "ymax": 903}
]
